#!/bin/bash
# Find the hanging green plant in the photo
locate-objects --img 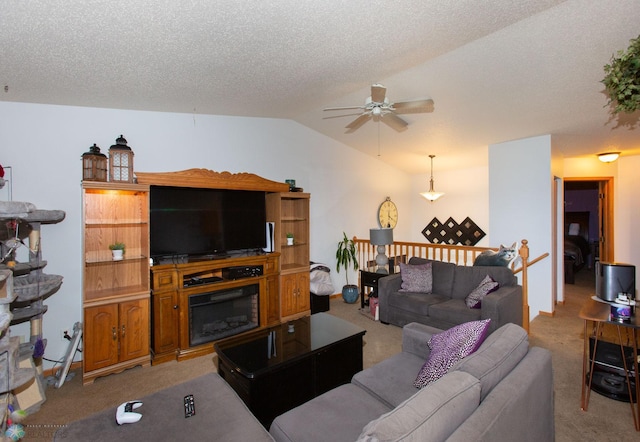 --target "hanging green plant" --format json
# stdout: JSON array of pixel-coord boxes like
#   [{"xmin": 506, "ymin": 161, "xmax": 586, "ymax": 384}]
[{"xmin": 602, "ymin": 34, "xmax": 640, "ymax": 114}]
